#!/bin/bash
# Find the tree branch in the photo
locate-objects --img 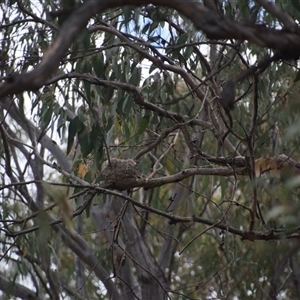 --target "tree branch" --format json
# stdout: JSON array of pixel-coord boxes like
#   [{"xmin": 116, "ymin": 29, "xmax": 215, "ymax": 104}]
[
  {"xmin": 255, "ymin": 0, "xmax": 298, "ymax": 30},
  {"xmin": 1, "ymin": 0, "xmax": 300, "ymax": 99},
  {"xmin": 0, "ymin": 274, "xmax": 41, "ymax": 300}
]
